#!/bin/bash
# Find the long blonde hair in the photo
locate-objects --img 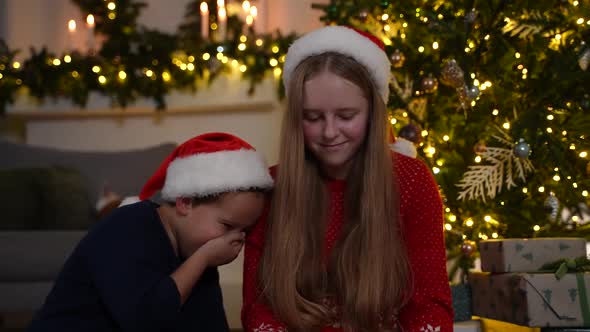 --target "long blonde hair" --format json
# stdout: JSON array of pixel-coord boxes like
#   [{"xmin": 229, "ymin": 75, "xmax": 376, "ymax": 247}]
[{"xmin": 259, "ymin": 53, "xmax": 411, "ymax": 332}]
